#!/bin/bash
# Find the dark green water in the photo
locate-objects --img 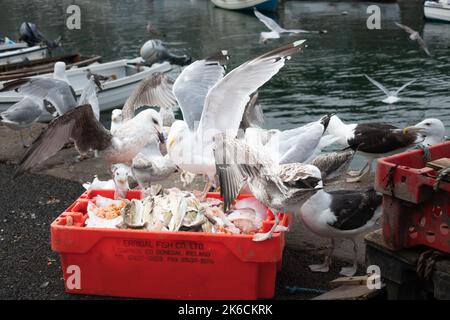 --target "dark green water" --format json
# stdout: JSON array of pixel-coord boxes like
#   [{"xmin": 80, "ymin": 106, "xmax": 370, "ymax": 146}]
[{"xmin": 1, "ymin": 0, "xmax": 449, "ymax": 132}]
